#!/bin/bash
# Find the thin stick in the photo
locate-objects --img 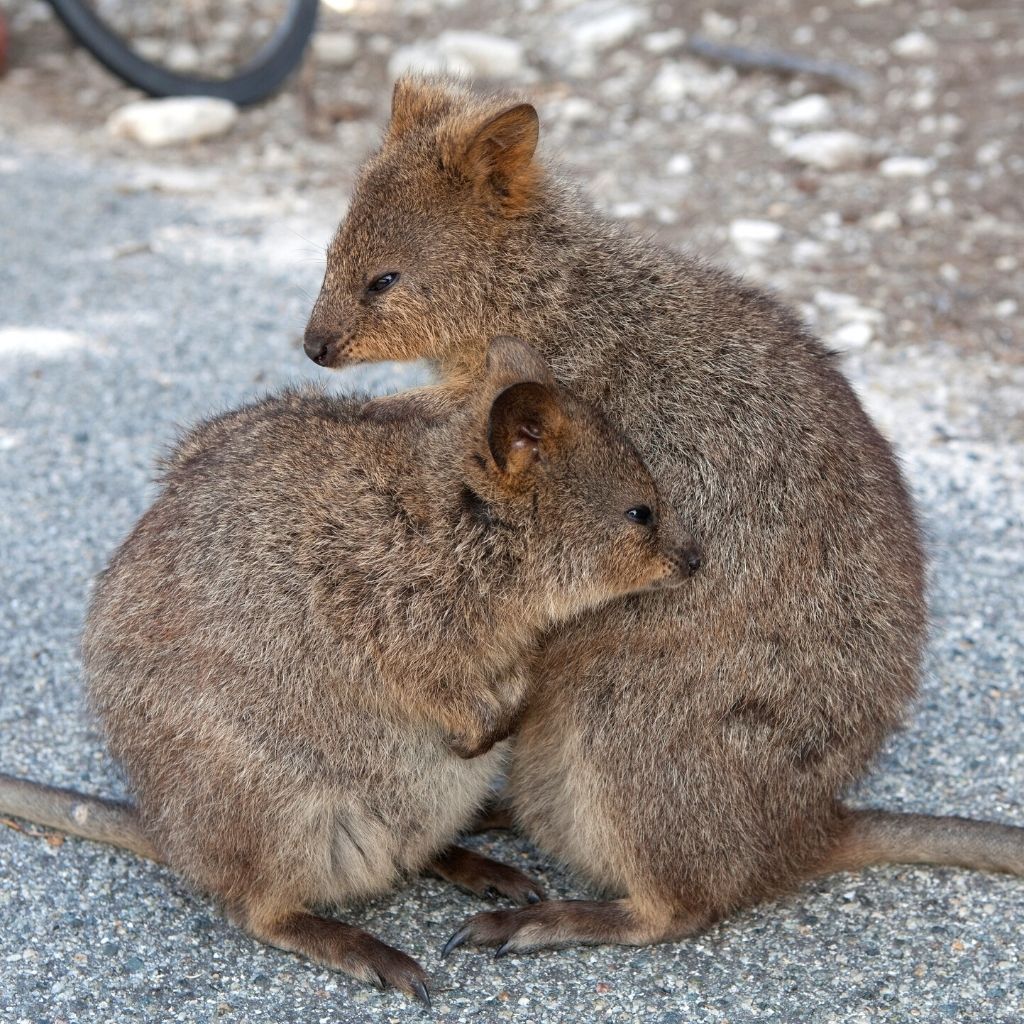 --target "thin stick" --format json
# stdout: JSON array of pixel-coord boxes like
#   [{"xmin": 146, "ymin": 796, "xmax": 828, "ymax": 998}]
[{"xmin": 686, "ymin": 35, "xmax": 873, "ymax": 92}]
